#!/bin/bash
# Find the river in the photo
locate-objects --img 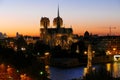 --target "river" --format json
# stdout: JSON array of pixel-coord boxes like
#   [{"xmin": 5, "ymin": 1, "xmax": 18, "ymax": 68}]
[{"xmin": 49, "ymin": 62, "xmax": 120, "ymax": 80}]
